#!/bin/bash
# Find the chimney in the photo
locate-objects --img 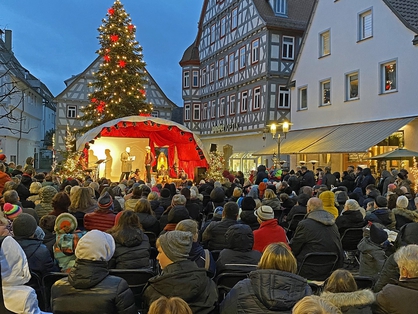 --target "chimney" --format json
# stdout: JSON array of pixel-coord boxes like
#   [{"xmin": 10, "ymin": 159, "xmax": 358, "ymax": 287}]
[{"xmin": 5, "ymin": 30, "xmax": 12, "ymax": 52}]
